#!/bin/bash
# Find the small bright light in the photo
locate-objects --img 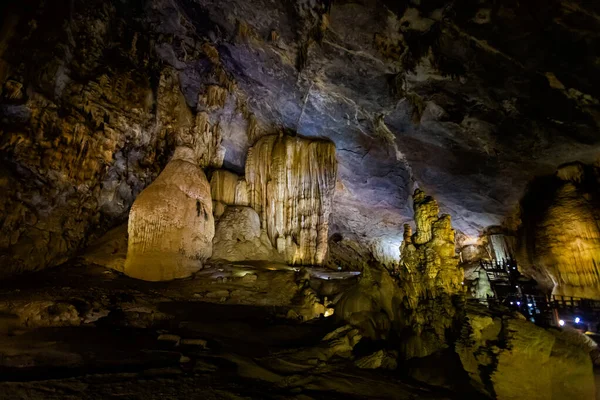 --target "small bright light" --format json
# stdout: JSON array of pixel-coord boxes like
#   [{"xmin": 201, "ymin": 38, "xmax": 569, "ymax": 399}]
[
  {"xmin": 528, "ymin": 303, "xmax": 533, "ymax": 307},
  {"xmin": 461, "ymin": 281, "xmax": 464, "ymax": 285},
  {"xmin": 324, "ymin": 308, "xmax": 334, "ymax": 317},
  {"xmin": 559, "ymin": 319, "xmax": 565, "ymax": 326},
  {"xmin": 510, "ymin": 302, "xmax": 514, "ymax": 305},
  {"xmin": 575, "ymin": 317, "xmax": 581, "ymax": 324},
  {"xmin": 516, "ymin": 301, "xmax": 521, "ymax": 306}
]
